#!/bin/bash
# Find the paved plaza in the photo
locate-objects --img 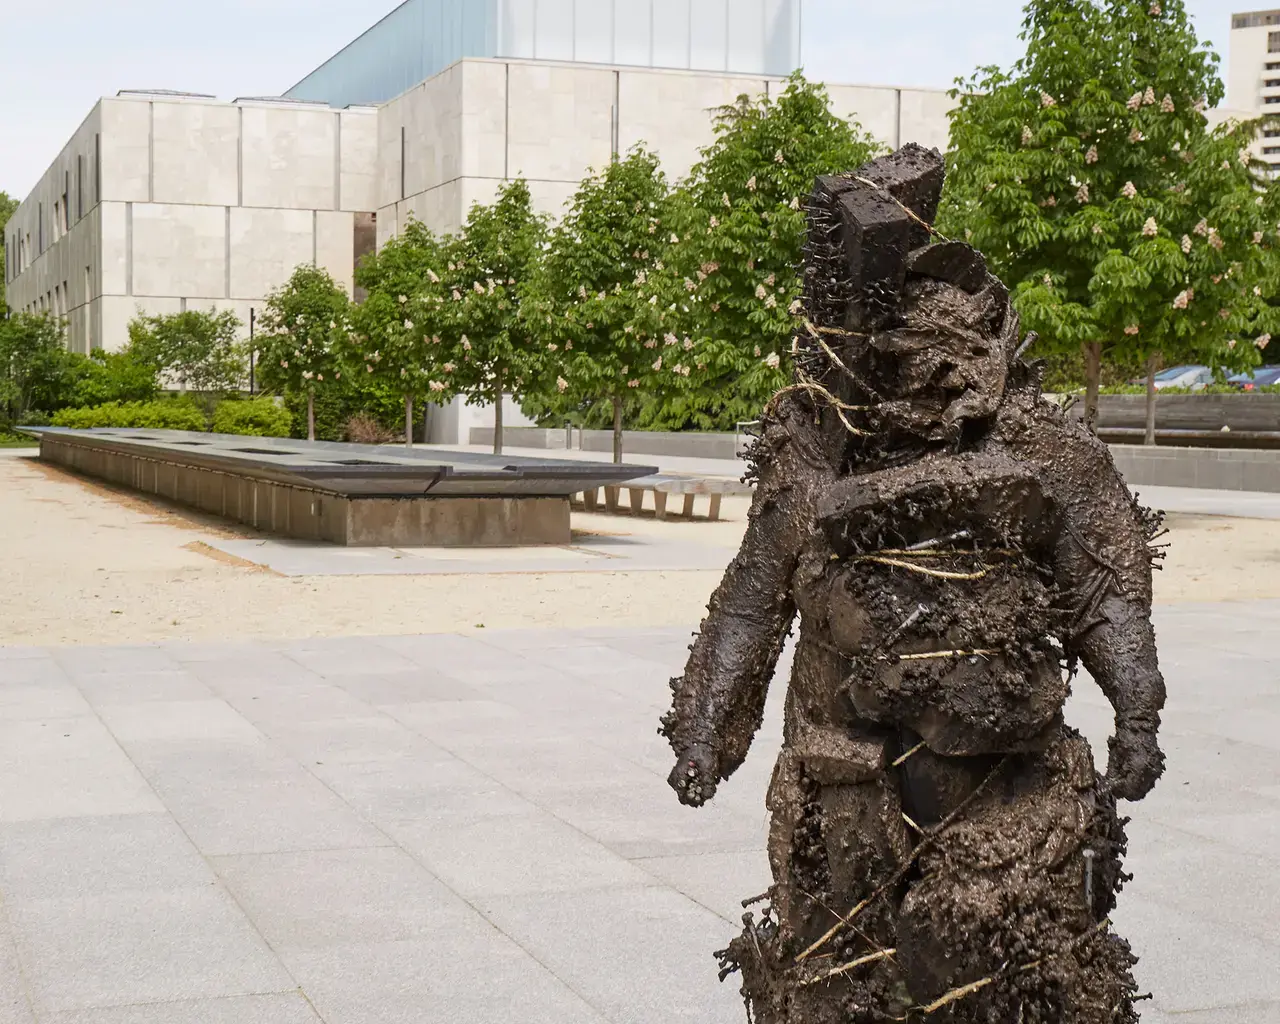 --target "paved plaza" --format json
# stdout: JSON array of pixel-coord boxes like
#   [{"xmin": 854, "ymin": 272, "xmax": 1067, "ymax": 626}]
[{"xmin": 1, "ymin": 602, "xmax": 1278, "ymax": 1023}]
